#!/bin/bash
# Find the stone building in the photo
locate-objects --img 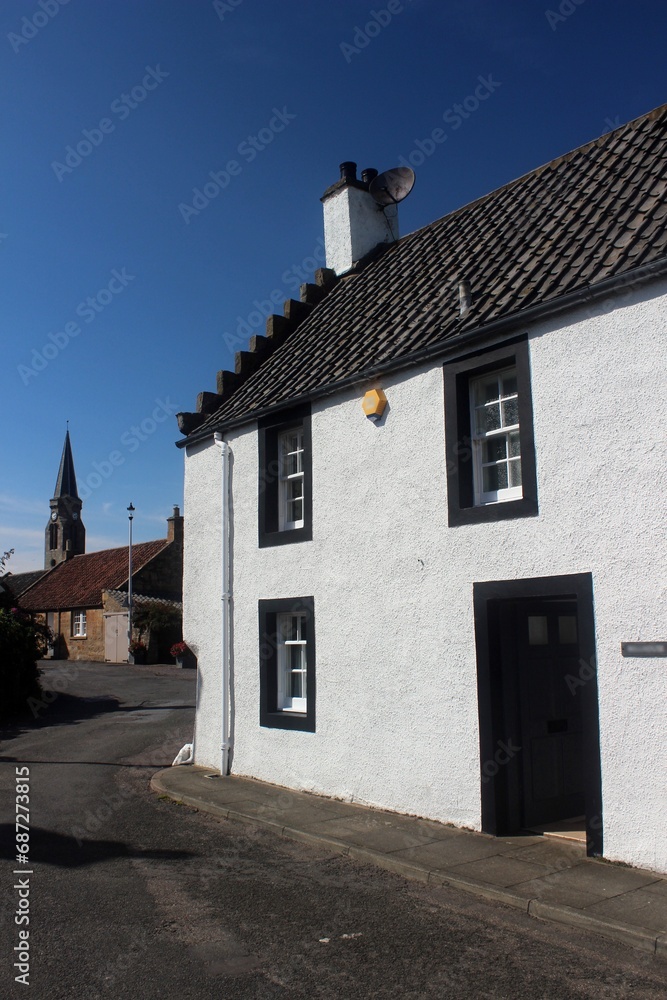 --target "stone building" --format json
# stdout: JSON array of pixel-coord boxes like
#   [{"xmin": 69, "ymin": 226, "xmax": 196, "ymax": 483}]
[
  {"xmin": 20, "ymin": 509, "xmax": 183, "ymax": 662},
  {"xmin": 45, "ymin": 428, "xmax": 85, "ymax": 568},
  {"xmin": 10, "ymin": 431, "xmax": 183, "ymax": 662}
]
